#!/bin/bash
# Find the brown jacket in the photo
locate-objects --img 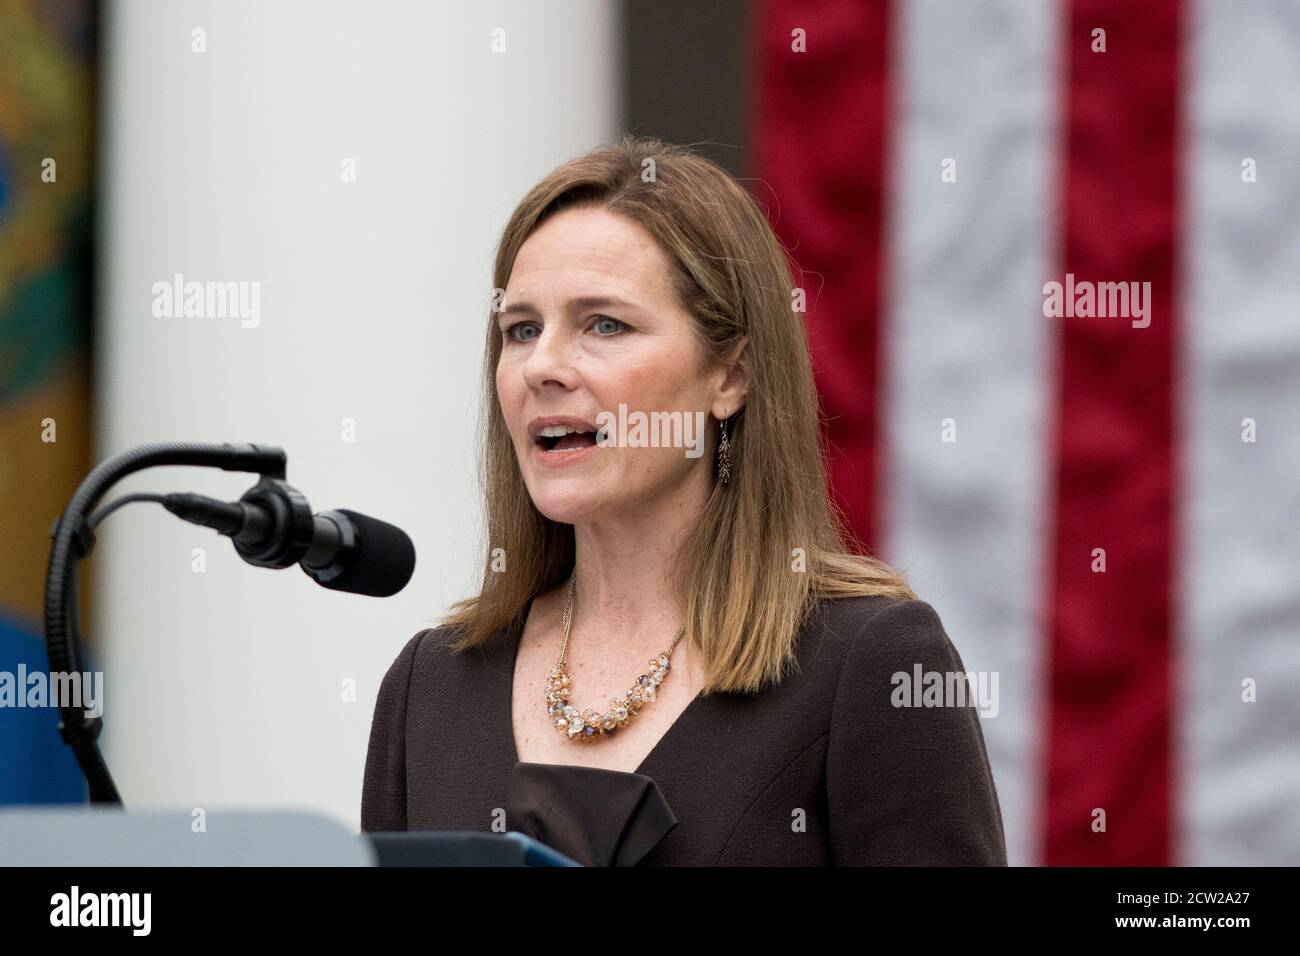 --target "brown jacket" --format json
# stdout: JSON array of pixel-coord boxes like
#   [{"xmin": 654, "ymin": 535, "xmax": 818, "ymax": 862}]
[{"xmin": 362, "ymin": 593, "xmax": 1008, "ymax": 866}]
